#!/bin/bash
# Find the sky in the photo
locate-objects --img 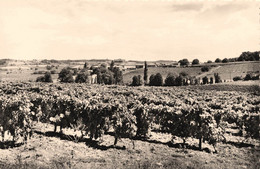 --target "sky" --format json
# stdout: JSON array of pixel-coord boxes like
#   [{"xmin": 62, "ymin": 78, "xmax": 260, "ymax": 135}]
[{"xmin": 0, "ymin": 0, "xmax": 259, "ymax": 62}]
